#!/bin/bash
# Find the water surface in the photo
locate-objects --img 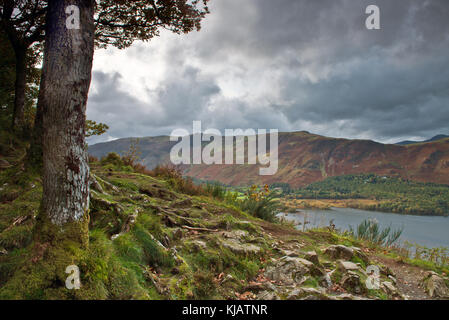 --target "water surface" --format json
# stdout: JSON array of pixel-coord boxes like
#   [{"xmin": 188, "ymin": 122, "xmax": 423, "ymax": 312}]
[{"xmin": 282, "ymin": 207, "xmax": 449, "ymax": 248}]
